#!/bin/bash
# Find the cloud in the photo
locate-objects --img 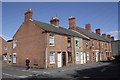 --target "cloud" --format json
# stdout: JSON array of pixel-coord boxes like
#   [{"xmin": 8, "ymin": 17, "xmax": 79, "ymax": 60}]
[
  {"xmin": 107, "ymin": 31, "xmax": 120, "ymax": 36},
  {"xmin": 107, "ymin": 31, "xmax": 120, "ymax": 40},
  {"xmin": 0, "ymin": 34, "xmax": 12, "ymax": 41}
]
